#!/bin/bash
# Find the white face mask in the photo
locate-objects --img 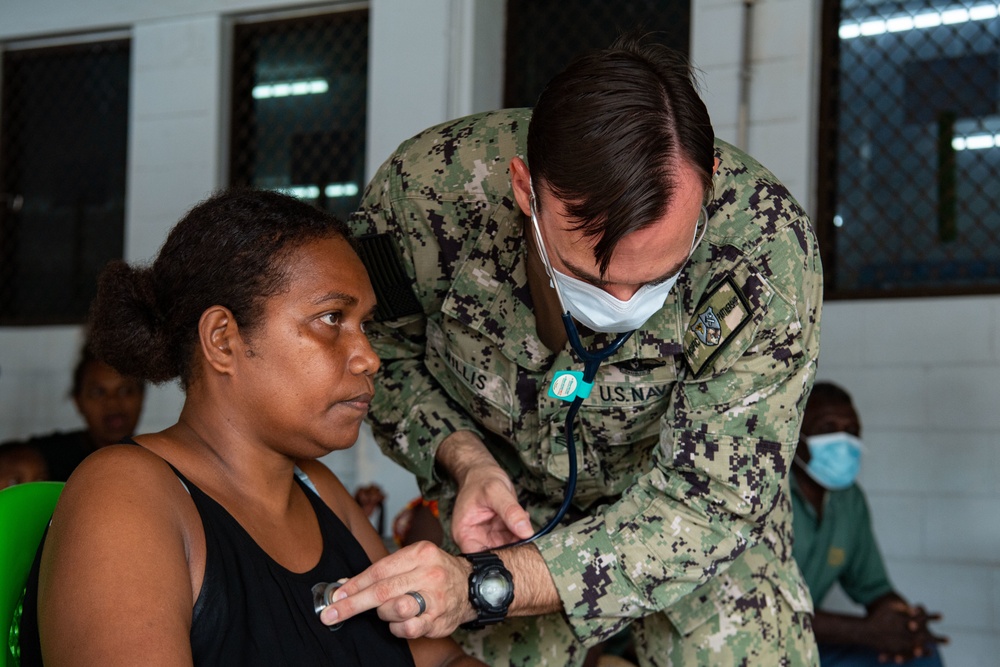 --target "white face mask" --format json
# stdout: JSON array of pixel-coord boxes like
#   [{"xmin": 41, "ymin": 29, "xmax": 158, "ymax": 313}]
[{"xmin": 529, "ymin": 183, "xmax": 706, "ymax": 333}]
